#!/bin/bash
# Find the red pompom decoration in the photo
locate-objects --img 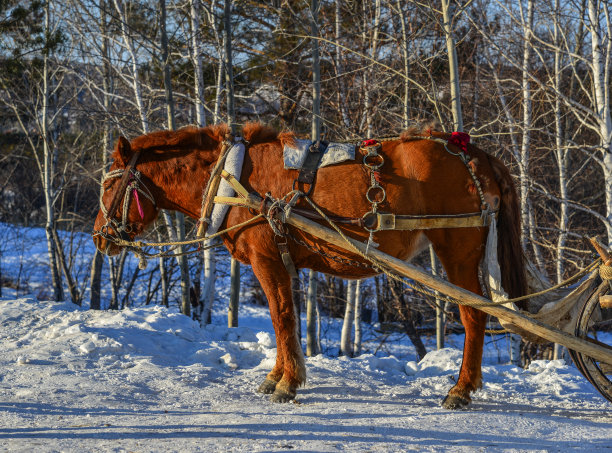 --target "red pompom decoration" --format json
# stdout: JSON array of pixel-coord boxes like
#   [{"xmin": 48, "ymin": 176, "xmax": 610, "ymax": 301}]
[{"xmin": 449, "ymin": 131, "xmax": 470, "ymax": 153}]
